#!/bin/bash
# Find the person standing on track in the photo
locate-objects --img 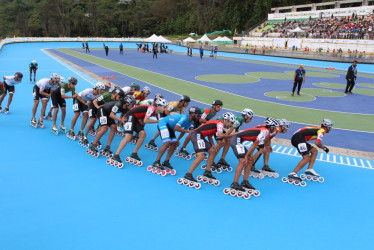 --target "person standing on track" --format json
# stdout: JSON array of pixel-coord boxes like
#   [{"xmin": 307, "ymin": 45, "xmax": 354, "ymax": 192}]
[
  {"xmin": 0, "ymin": 72, "xmax": 23, "ymax": 114},
  {"xmin": 287, "ymin": 119, "xmax": 333, "ymax": 181},
  {"xmin": 199, "ymin": 46, "xmax": 204, "ymax": 59},
  {"xmin": 345, "ymin": 60, "xmax": 357, "ymax": 94},
  {"xmin": 292, "ymin": 64, "xmax": 306, "ymax": 96},
  {"xmin": 119, "ymin": 43, "xmax": 124, "ymax": 55},
  {"xmin": 105, "ymin": 45, "xmax": 109, "ymax": 56},
  {"xmin": 85, "ymin": 41, "xmax": 90, "ymax": 53},
  {"xmin": 29, "ymin": 60, "xmax": 38, "ymax": 82}
]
